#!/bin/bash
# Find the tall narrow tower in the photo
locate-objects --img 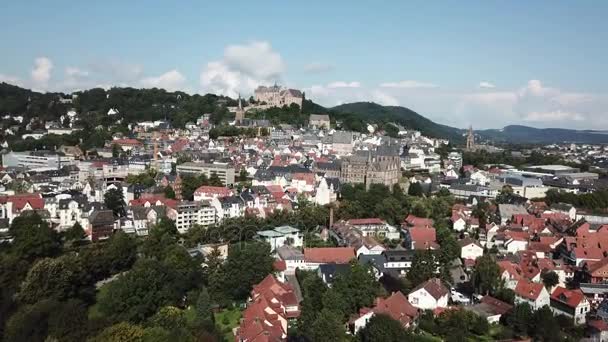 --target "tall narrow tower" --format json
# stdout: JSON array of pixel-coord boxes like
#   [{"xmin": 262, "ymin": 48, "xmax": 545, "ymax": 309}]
[
  {"xmin": 235, "ymin": 93, "xmax": 245, "ymax": 124},
  {"xmin": 466, "ymin": 126, "xmax": 475, "ymax": 150}
]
